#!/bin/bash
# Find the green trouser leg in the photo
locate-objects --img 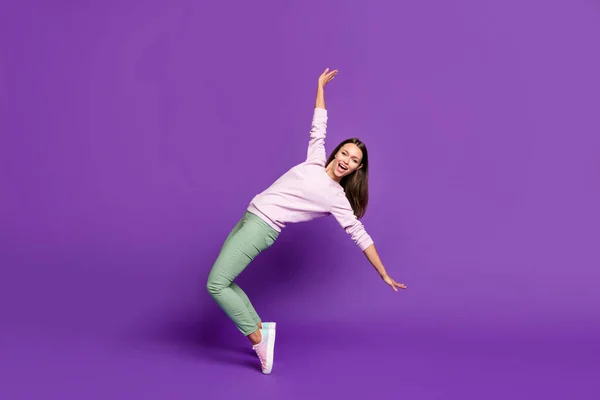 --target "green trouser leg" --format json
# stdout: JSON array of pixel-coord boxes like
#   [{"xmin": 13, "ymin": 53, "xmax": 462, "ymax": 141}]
[
  {"xmin": 206, "ymin": 211, "xmax": 279, "ymax": 336},
  {"xmin": 219, "ymin": 216, "xmax": 264, "ymax": 326}
]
